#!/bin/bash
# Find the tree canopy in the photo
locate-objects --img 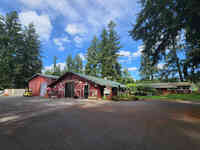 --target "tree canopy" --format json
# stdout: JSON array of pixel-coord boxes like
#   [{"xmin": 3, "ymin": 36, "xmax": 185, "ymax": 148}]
[
  {"xmin": 44, "ymin": 54, "xmax": 83, "ymax": 76},
  {"xmin": 130, "ymin": 0, "xmax": 200, "ymax": 82},
  {"xmin": 0, "ymin": 11, "xmax": 42, "ymax": 89},
  {"xmin": 85, "ymin": 21, "xmax": 125, "ymax": 82}
]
